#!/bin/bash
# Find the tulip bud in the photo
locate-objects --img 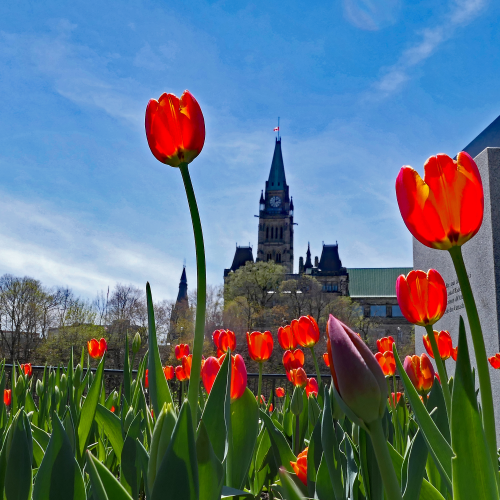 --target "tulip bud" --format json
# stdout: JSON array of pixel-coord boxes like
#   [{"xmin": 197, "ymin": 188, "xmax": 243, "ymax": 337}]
[
  {"xmin": 53, "ymin": 385, "xmax": 61, "ymax": 406},
  {"xmin": 124, "ymin": 406, "xmax": 135, "ymax": 434},
  {"xmin": 132, "ymin": 331, "xmax": 142, "ymax": 355},
  {"xmin": 36, "ymin": 379, "xmax": 44, "ymax": 397},
  {"xmin": 60, "ymin": 374, "xmax": 67, "ymax": 392},
  {"xmin": 112, "ymin": 390, "xmax": 119, "ymax": 408},
  {"xmin": 74, "ymin": 364, "xmax": 82, "ymax": 388},
  {"xmin": 15, "ymin": 376, "xmax": 25, "ymax": 397},
  {"xmin": 290, "ymin": 387, "xmax": 303, "ymax": 416}
]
